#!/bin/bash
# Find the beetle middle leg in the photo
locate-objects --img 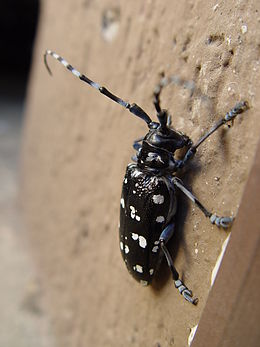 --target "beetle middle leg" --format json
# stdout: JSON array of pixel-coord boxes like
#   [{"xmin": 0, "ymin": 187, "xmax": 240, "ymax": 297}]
[
  {"xmin": 172, "ymin": 177, "xmax": 233, "ymax": 228},
  {"xmin": 159, "ymin": 221, "xmax": 198, "ymax": 305}
]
